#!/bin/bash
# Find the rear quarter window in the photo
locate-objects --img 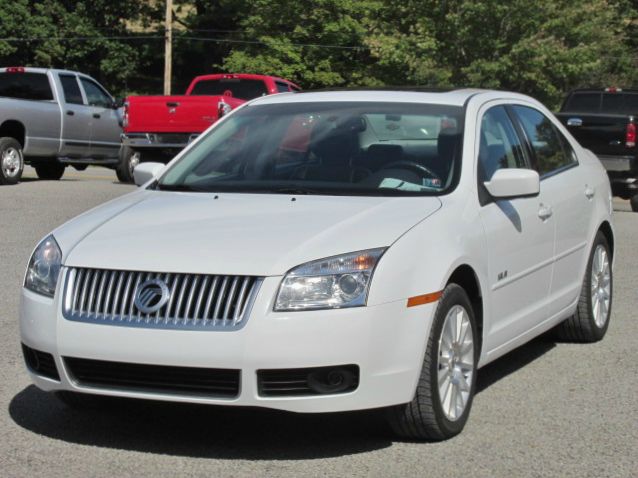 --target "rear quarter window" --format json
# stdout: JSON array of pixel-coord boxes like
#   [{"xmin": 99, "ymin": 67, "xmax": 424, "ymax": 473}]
[{"xmin": 0, "ymin": 72, "xmax": 53, "ymax": 101}]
